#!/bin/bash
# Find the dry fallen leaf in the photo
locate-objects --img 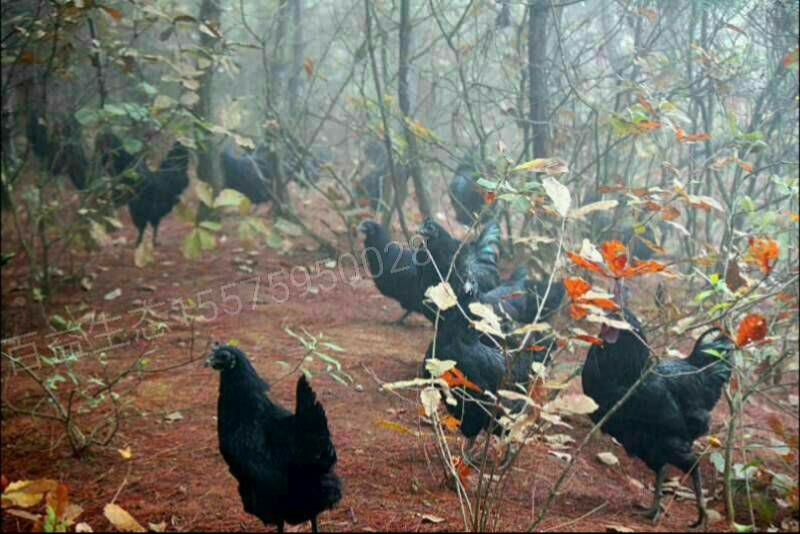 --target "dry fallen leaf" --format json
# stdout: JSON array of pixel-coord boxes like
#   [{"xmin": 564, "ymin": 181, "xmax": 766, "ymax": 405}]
[
  {"xmin": 597, "ymin": 451, "xmax": 620, "ymax": 466},
  {"xmin": 104, "ymin": 503, "xmax": 146, "ymax": 533},
  {"xmin": 1, "ymin": 479, "xmax": 58, "ymax": 508}
]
